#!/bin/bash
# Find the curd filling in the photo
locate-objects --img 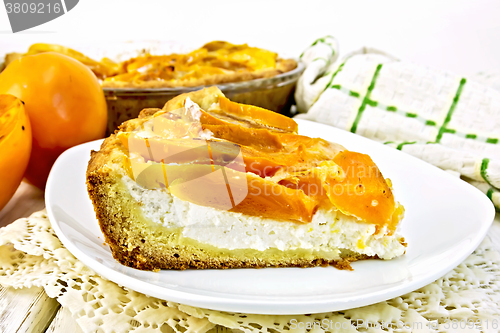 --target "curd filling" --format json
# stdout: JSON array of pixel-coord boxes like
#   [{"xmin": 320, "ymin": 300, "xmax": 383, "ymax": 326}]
[{"xmin": 123, "ymin": 175, "xmax": 406, "ymax": 259}]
